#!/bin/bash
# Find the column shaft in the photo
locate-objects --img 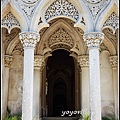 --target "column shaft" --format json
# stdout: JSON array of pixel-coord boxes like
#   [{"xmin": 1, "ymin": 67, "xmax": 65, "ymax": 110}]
[
  {"xmin": 89, "ymin": 49, "xmax": 101, "ymax": 119},
  {"xmin": 19, "ymin": 32, "xmax": 40, "ymax": 120},
  {"xmin": 83, "ymin": 32, "xmax": 104, "ymax": 120},
  {"xmin": 22, "ymin": 48, "xmax": 34, "ymax": 120}
]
